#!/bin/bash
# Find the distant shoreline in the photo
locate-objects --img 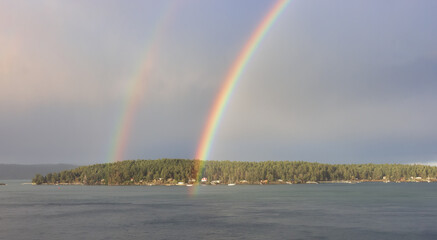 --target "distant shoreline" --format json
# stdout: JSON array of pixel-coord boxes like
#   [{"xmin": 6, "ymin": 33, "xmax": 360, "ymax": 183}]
[{"xmin": 36, "ymin": 179, "xmax": 436, "ymax": 186}]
